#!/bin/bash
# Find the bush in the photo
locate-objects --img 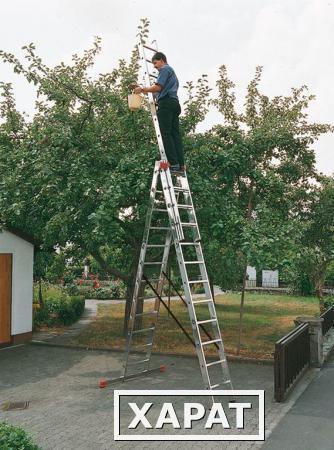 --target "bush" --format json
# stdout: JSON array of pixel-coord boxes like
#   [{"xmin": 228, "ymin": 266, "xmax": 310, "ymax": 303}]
[
  {"xmin": 0, "ymin": 422, "xmax": 40, "ymax": 450},
  {"xmin": 71, "ymin": 282, "xmax": 125, "ymax": 299},
  {"xmin": 324, "ymin": 297, "xmax": 334, "ymax": 310},
  {"xmin": 33, "ymin": 285, "xmax": 85, "ymax": 328}
]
